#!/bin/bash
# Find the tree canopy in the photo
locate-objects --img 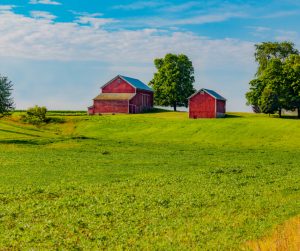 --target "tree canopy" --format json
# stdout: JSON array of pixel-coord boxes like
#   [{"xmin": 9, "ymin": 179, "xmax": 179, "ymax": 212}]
[
  {"xmin": 254, "ymin": 41, "xmax": 299, "ymax": 76},
  {"xmin": 149, "ymin": 53, "xmax": 195, "ymax": 111},
  {"xmin": 0, "ymin": 75, "xmax": 14, "ymax": 116},
  {"xmin": 246, "ymin": 42, "xmax": 300, "ymax": 118}
]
